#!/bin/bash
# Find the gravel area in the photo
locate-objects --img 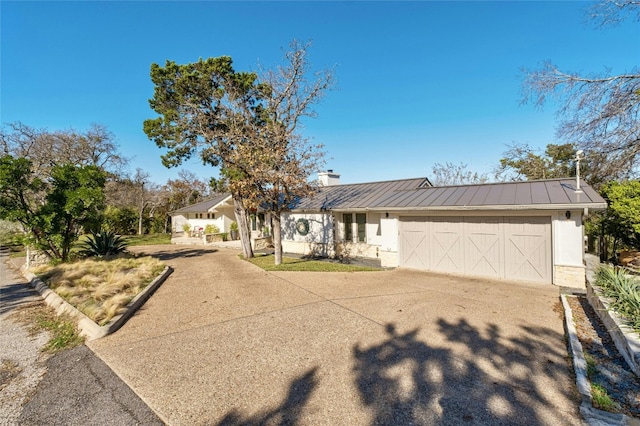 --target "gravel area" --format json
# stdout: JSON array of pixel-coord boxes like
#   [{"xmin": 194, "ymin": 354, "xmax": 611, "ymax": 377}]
[
  {"xmin": 567, "ymin": 294, "xmax": 640, "ymax": 417},
  {"xmin": 0, "ymin": 251, "xmax": 51, "ymax": 426}
]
